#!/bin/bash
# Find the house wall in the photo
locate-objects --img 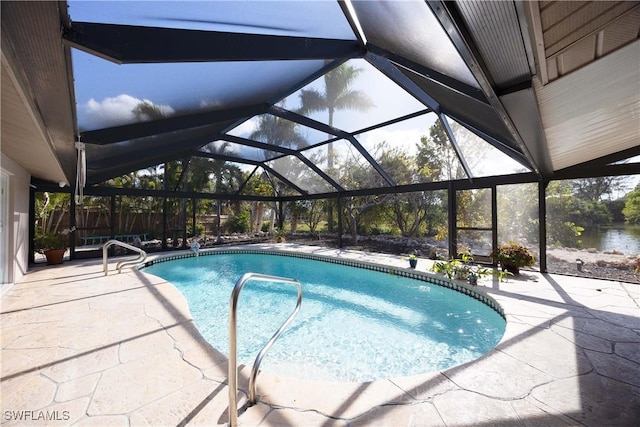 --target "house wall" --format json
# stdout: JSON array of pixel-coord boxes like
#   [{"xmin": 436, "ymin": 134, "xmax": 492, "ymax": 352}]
[{"xmin": 1, "ymin": 152, "xmax": 31, "ymax": 291}]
